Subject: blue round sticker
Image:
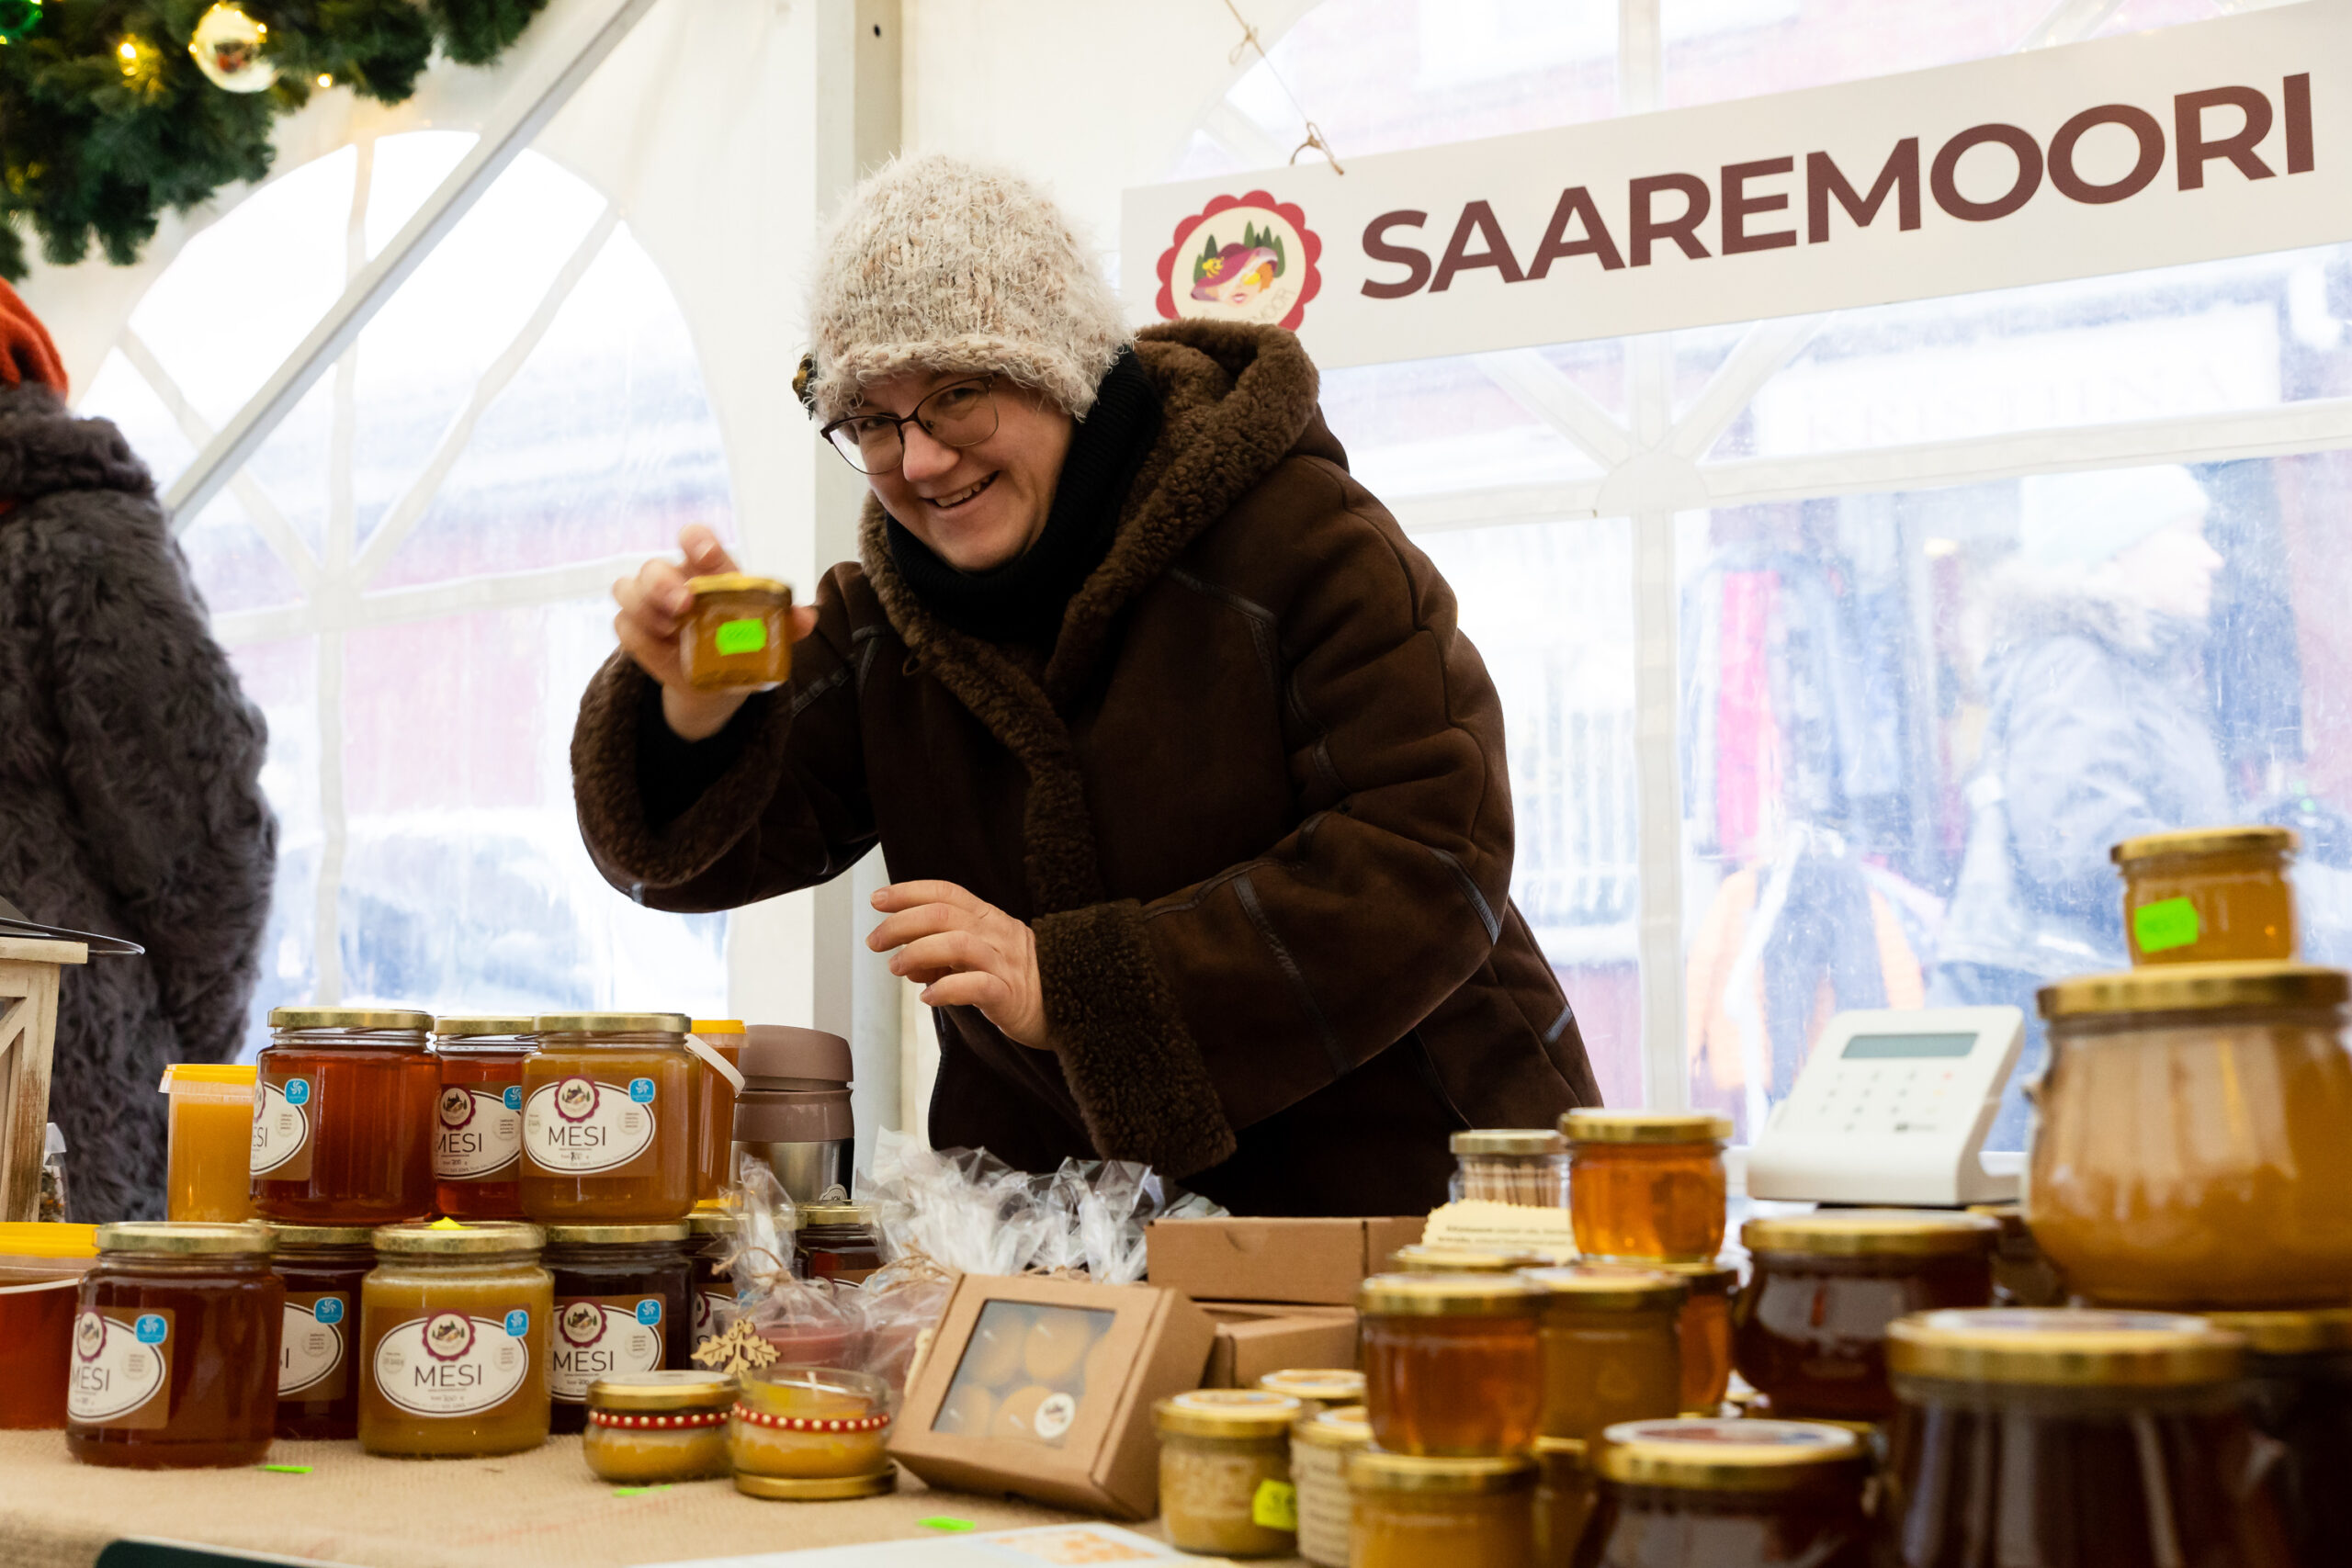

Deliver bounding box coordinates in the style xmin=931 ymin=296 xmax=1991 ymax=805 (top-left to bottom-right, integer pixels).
xmin=312 ymin=1297 xmax=345 ymax=1325
xmin=503 ymin=1310 xmax=530 ymax=1337
xmin=628 ymin=1077 xmax=656 ymax=1104
xmin=284 ymin=1077 xmax=311 ymax=1106
xmin=635 ymin=1299 xmax=662 ymax=1326
xmin=134 ymin=1314 xmax=167 ymax=1345
xmin=502 ymin=1086 xmax=522 ymax=1111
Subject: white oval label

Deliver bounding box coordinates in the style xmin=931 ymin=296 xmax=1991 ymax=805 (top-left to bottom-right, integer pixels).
xmin=372 ymin=1312 xmax=532 ymax=1417
xmin=435 ymin=1085 xmax=522 ymax=1179
xmin=523 ymin=1076 xmax=657 ymax=1175
xmin=69 ymin=1311 xmax=168 ymax=1424
xmin=279 ymin=1298 xmax=346 ymax=1396
xmin=549 ymin=1297 xmax=664 ymax=1402
xmin=1034 ymin=1391 xmax=1079 ymax=1442
xmin=250 ymin=1078 xmax=313 ymax=1177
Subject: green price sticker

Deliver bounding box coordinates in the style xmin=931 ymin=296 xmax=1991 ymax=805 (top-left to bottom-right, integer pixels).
xmin=919 ymin=1517 xmax=976 ymax=1533
xmin=2133 ymin=896 xmax=2201 ymax=954
xmin=714 ymin=617 xmax=769 ymax=657
xmin=1251 ymin=1478 xmax=1298 ymax=1531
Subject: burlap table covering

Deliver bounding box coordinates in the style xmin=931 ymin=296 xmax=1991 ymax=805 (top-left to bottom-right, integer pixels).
xmin=0 ymin=1430 xmax=1302 ymax=1567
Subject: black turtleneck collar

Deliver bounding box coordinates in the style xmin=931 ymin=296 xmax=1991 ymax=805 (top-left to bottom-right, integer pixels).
xmin=884 ymin=346 xmax=1162 ymax=650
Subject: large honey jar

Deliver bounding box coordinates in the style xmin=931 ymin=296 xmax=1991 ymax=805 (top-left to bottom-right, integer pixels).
xmin=1579 ymin=1417 xmax=1872 ymax=1567
xmin=2205 ymin=1306 xmax=2352 ymax=1568
xmin=253 ymin=1008 xmax=439 ymax=1225
xmin=266 ymin=1223 xmax=373 ymax=1440
xmin=2113 ymin=826 xmax=2298 ymax=964
xmin=1347 ymin=1450 xmax=1536 ymax=1568
xmin=1357 ymin=1273 xmax=1544 ymax=1457
xmin=544 ymin=1224 xmax=694 ymax=1435
xmin=1733 ymin=1210 xmax=1997 ymax=1421
xmin=521 ymin=1013 xmax=696 ymax=1224
xmin=1521 ymin=1266 xmax=1686 ymax=1441
xmin=358 ymin=1222 xmax=551 ymax=1458
xmin=1882 ymin=1309 xmax=2292 ymax=1568
xmin=1563 ymin=1111 xmax=1730 ymax=1262
xmin=68 ymin=1223 xmax=284 ymax=1469
xmin=431 ymin=1015 xmax=536 ymax=1221
xmin=2028 ymin=964 xmax=2352 ymax=1309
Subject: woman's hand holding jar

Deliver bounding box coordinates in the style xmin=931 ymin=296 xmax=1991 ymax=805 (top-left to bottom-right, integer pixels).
xmin=613 ymin=524 xmax=820 ymax=740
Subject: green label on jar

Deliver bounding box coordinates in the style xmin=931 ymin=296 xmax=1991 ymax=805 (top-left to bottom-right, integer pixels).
xmin=2133 ymin=896 xmax=2200 ymax=953
xmin=714 ymin=617 xmax=768 ymax=656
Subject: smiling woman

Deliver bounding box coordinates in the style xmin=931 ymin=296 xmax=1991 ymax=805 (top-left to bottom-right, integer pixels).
xmin=576 ymin=153 xmax=1602 ymax=1215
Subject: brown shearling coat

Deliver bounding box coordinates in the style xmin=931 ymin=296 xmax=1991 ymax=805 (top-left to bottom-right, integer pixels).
xmin=571 ymin=321 xmax=1599 ymax=1215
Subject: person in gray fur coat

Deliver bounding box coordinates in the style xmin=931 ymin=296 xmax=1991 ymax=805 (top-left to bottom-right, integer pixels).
xmin=0 ymin=279 xmax=276 ymax=1221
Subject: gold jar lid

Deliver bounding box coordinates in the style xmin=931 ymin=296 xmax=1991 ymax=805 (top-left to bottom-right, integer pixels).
xmin=1562 ymin=1110 xmax=1733 ymax=1145
xmin=688 ymin=1209 xmax=739 ymax=1236
xmin=2111 ymin=826 xmax=2297 ymax=864
xmin=268 ymin=1007 xmax=432 ymax=1032
xmin=1259 ymin=1369 xmax=1365 ymax=1404
xmin=1291 ymin=1404 xmax=1374 ymax=1450
xmin=1593 ymin=1418 xmax=1865 ymax=1491
xmin=2201 ymin=1307 xmax=2352 ymax=1356
xmin=535 ymin=1011 xmax=692 ymax=1035
xmin=685 ymin=572 xmax=790 ymax=598
xmin=1154 ymin=1389 xmax=1304 ymax=1439
xmin=2038 ymin=962 xmax=2347 ymax=1020
xmin=1390 ymin=1244 xmax=1555 ymax=1273
xmin=1886 ymin=1308 xmax=2244 ymax=1386
xmin=1743 ymin=1209 xmax=1999 ymax=1258
xmin=1357 ymin=1272 xmax=1545 ymax=1317
xmin=734 ymin=1469 xmax=894 ymax=1501
xmin=796 ymin=1201 xmax=876 ymax=1227
xmin=1523 ymin=1265 xmax=1689 ymax=1313
xmin=544 ymin=1224 xmax=692 ymax=1247
xmin=589 ymin=1370 xmax=739 ymax=1412
xmin=1349 ymin=1450 xmax=1536 ymax=1495
xmin=96 ymin=1222 xmax=272 ymax=1257
xmin=432 ymin=1015 xmax=537 ymax=1037
xmin=263 ymin=1223 xmax=376 ymax=1248
xmin=373 ymin=1221 xmax=547 ymax=1257
xmin=1451 ymin=1128 xmax=1566 ymax=1156
xmin=1579 ymin=1258 xmax=1739 ymax=1294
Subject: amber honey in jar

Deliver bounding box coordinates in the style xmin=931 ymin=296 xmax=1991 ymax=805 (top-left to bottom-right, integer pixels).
xmin=544 ymin=1224 xmax=694 ymax=1435
xmin=358 ymin=1222 xmax=551 ymax=1458
xmin=1348 ymin=1449 xmax=1536 ymax=1568
xmin=1883 ymin=1309 xmax=2292 ymax=1568
xmin=686 ymin=1019 xmax=746 ymax=1204
xmin=1451 ymin=1128 xmax=1570 ymax=1206
xmin=68 ymin=1223 xmax=284 ymax=1469
xmin=1564 ymin=1111 xmax=1730 ymax=1262
xmin=1573 ymin=1258 xmax=1738 ymax=1414
xmin=1291 ymin=1403 xmax=1372 ymax=1568
xmin=794 ymin=1201 xmax=886 ymax=1284
xmin=2113 ymin=826 xmax=2298 ymax=964
xmin=522 ymin=1013 xmax=695 ymax=1224
xmin=266 ymin=1224 xmax=373 ymax=1440
xmin=1357 ymin=1273 xmax=1544 ymax=1457
xmin=1580 ymin=1417 xmax=1872 ymax=1568
xmin=162 ymin=1064 xmax=257 ymax=1223
xmin=1154 ymin=1389 xmax=1304 ymax=1558
xmin=1732 ymin=1209 xmax=1996 ymax=1423
xmin=253 ymin=1008 xmax=439 ymax=1225
xmin=432 ymin=1015 xmax=536 ymax=1221
xmin=678 ymin=573 xmax=793 ymax=691
xmin=2204 ymin=1306 xmax=2352 ymax=1568
xmin=1522 ymin=1266 xmax=1686 ymax=1442
xmin=2029 ymin=964 xmax=2352 ymax=1310
xmin=583 ymin=1370 xmax=737 ymax=1484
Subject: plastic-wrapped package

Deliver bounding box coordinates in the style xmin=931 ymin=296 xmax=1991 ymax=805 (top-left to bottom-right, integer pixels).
xmin=714 ymin=1158 xmax=866 ymax=1371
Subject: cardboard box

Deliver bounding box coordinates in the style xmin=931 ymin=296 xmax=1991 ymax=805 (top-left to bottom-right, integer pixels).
xmin=1199 ymin=1302 xmax=1360 ymax=1388
xmin=888 ymin=1274 xmax=1216 ymax=1520
xmin=1146 ymin=1215 xmax=1430 ymax=1305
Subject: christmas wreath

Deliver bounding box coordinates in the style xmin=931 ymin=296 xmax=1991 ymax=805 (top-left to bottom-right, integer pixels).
xmin=0 ymin=0 xmax=550 ymax=280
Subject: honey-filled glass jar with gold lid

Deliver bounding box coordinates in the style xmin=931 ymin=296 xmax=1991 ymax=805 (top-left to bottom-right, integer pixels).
xmin=431 ymin=1016 xmax=536 ymax=1221
xmin=1521 ymin=1267 xmax=1685 ymax=1441
xmin=2029 ymin=964 xmax=2352 ymax=1309
xmin=253 ymin=1008 xmax=439 ymax=1225
xmin=1564 ymin=1111 xmax=1731 ymax=1262
xmin=357 ymin=1222 xmax=550 ymax=1458
xmin=2113 ymin=826 xmax=2298 ymax=965
xmin=1358 ymin=1273 xmax=1544 ymax=1456
xmin=1153 ymin=1389 xmax=1303 ymax=1559
xmin=1579 ymin=1417 xmax=1872 ymax=1568
xmin=1582 ymin=1258 xmax=1739 ymax=1415
xmin=522 ymin=1014 xmax=695 ymax=1224
xmin=679 ymin=574 xmax=793 ymax=691
xmin=1348 ymin=1450 xmax=1536 ymax=1568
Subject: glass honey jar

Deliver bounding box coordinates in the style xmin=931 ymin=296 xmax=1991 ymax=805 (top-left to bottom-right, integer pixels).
xmin=266 ymin=1223 xmax=374 ymax=1440
xmin=1348 ymin=1450 xmax=1537 ymax=1568
xmin=582 ymin=1370 xmax=738 ymax=1484
xmin=1154 ymin=1389 xmax=1304 ymax=1559
xmin=793 ymin=1201 xmax=885 ymax=1284
xmin=68 ymin=1223 xmax=284 ymax=1469
xmin=679 ymin=573 xmax=793 ymax=691
xmin=522 ymin=1013 xmax=696 ymax=1224
xmin=1290 ymin=1403 xmax=1372 ymax=1568
xmin=1578 ymin=1258 xmax=1736 ymax=1415
xmin=1733 ymin=1209 xmax=1996 ymax=1422
xmin=1451 ymin=1128 xmax=1570 ymax=1206
xmin=688 ymin=1207 xmax=738 ymax=1346
xmin=2113 ymin=826 xmax=2298 ymax=965
xmin=253 ymin=1008 xmax=439 ymax=1225
xmin=358 ymin=1222 xmax=551 ymax=1458
xmin=431 ymin=1015 xmax=536 ymax=1221
xmin=2204 ymin=1306 xmax=2352 ymax=1568
xmin=160 ymin=1064 xmax=256 ymax=1224
xmin=1579 ymin=1417 xmax=1872 ymax=1568
xmin=544 ymin=1224 xmax=695 ymax=1434
xmin=2029 ymin=964 xmax=2352 ymax=1309
xmin=1563 ymin=1111 xmax=1731 ymax=1262
xmin=686 ymin=1019 xmax=746 ymax=1204
xmin=1357 ymin=1273 xmax=1545 ymax=1457
xmin=1882 ymin=1309 xmax=2293 ymax=1568
xmin=1521 ymin=1266 xmax=1686 ymax=1442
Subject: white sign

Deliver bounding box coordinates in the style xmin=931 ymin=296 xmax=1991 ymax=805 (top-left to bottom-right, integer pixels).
xmin=1122 ymin=5 xmax=2351 ymax=368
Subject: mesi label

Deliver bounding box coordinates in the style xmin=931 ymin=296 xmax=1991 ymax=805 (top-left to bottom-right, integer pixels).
xmin=280 ymin=1292 xmax=349 ymax=1400
xmin=435 ymin=1084 xmax=523 ymax=1180
xmin=70 ymin=1307 xmax=172 ymax=1427
xmin=550 ymin=1294 xmax=665 ymax=1403
xmin=715 ymin=617 xmax=769 ymax=656
xmin=251 ymin=1073 xmax=316 ymax=1179
xmin=524 ymin=1076 xmax=658 ymax=1175
xmin=373 ymin=1310 xmax=534 ymax=1417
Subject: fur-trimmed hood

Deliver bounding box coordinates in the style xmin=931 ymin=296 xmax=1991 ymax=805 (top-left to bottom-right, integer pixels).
xmin=0 ymin=382 xmax=154 ymax=510
xmin=1984 ymin=560 xmax=2188 ymax=661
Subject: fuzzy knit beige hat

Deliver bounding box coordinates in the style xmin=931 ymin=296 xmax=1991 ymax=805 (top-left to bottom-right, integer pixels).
xmin=801 ymin=153 xmax=1132 ymax=424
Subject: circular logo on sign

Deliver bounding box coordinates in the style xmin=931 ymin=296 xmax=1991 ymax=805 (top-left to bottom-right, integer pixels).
xmin=74 ymin=1312 xmax=105 ymax=1360
xmin=560 ymin=1301 xmax=607 ymax=1346
xmin=437 ymin=1086 xmax=474 ymax=1128
xmin=422 ymin=1311 xmax=476 ymax=1362
xmin=1155 ymin=191 xmax=1322 ymax=332
xmin=1033 ymin=1391 xmax=1080 ymax=1442
xmin=554 ymin=1076 xmax=598 ymax=1122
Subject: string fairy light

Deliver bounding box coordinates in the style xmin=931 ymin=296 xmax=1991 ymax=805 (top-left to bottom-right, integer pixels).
xmin=1216 ymin=0 xmax=1343 ymax=173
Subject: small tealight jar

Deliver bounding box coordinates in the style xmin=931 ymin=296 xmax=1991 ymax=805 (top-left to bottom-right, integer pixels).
xmin=582 ymin=1370 xmax=737 ymax=1484
xmin=678 ymin=573 xmax=793 ymax=691
xmin=1154 ymin=1389 xmax=1305 ymax=1559
xmin=1348 ymin=1449 xmax=1537 ymax=1568
xmin=1521 ymin=1266 xmax=1686 ymax=1442
xmin=1258 ymin=1367 xmax=1366 ymax=1419
xmin=1563 ymin=1111 xmax=1730 ymax=1263
xmin=1450 ymin=1129 xmax=1570 ymax=1207
xmin=1290 ymin=1404 xmax=1372 ymax=1568
xmin=1357 ymin=1273 xmax=1545 ymax=1457
xmin=729 ymin=1364 xmax=896 ymax=1500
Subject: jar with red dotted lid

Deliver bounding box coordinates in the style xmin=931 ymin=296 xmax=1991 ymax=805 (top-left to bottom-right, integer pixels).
xmin=581 ymin=1370 xmax=737 ymax=1483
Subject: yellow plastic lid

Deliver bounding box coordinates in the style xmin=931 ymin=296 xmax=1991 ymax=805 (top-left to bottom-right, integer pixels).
xmin=0 ymin=1223 xmax=98 ymax=1259
xmin=160 ymin=1063 xmax=257 ymax=1089
xmin=693 ymin=1020 xmax=748 ymax=1033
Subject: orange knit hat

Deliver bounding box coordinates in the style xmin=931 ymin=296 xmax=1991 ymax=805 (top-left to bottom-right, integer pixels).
xmin=0 ymin=278 xmax=67 ymax=397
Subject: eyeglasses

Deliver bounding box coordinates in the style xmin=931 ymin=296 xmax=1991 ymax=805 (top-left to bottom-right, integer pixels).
xmin=819 ymin=377 xmax=999 ymax=475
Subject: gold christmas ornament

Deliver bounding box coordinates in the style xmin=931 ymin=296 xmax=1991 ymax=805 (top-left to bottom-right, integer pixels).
xmin=188 ymin=2 xmax=277 ymax=93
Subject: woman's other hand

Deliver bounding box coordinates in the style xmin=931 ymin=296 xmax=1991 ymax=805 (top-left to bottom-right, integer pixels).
xmin=869 ymin=880 xmax=1052 ymax=1051
xmin=613 ymin=524 xmax=818 ymax=740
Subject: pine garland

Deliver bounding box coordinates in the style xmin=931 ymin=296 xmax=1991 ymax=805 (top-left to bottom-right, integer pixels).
xmin=0 ymin=0 xmax=549 ymax=281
